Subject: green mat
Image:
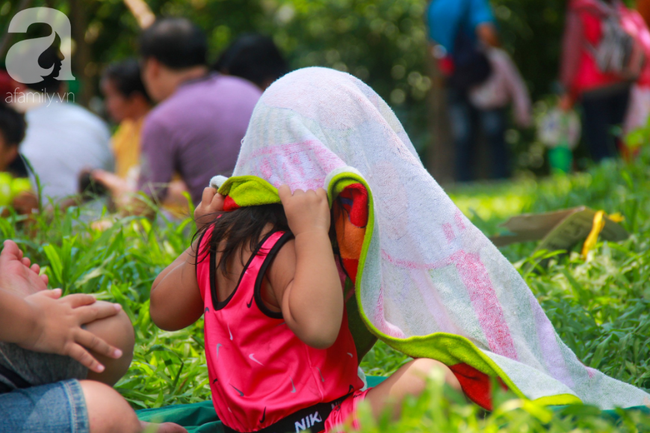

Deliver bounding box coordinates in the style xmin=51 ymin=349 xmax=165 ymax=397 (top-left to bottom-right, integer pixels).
xmin=136 ymin=376 xmax=649 ymax=432
xmin=137 ymin=400 xmax=223 ymax=433
xmin=136 ymin=377 xmax=387 ymax=433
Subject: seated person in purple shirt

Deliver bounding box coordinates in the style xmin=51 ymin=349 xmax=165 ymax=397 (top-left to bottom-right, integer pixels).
xmin=118 ymin=18 xmax=262 ymax=213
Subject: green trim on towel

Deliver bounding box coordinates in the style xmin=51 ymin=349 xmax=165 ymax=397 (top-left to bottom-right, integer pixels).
xmin=535 ymin=394 xmax=584 ymax=407
xmin=218 ymin=176 xmax=280 ymax=208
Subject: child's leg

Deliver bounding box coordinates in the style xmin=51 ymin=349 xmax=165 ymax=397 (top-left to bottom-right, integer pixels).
xmin=364 ymin=358 xmax=462 ymax=419
xmin=80 ymin=380 xmax=187 ymax=433
xmin=83 ymin=302 xmax=135 ymax=386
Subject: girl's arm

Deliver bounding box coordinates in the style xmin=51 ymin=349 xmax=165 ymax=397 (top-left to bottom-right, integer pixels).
xmin=268 ymin=186 xmax=344 ymax=349
xmin=150 ymin=244 xmax=204 ymax=331
xmin=150 ymin=187 xmax=223 ymax=330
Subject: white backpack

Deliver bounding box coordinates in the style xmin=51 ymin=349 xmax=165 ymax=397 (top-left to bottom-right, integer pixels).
xmin=589 ymin=2 xmax=646 ymax=79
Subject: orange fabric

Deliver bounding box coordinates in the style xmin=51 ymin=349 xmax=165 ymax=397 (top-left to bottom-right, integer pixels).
xmin=638 ymin=0 xmax=650 ymax=28
xmin=333 ymin=184 xmax=369 ymax=284
xmin=112 ymin=118 xmax=144 ymax=181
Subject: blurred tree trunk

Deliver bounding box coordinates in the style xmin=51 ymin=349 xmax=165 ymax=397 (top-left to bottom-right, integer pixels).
xmin=0 ymin=0 xmax=34 ymax=59
xmin=426 ymin=50 xmax=454 ymax=184
xmin=69 ymin=0 xmax=92 ymax=107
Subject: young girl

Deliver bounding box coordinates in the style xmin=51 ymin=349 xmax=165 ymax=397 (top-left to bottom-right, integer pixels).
xmin=150 ymin=185 xmax=461 ymax=432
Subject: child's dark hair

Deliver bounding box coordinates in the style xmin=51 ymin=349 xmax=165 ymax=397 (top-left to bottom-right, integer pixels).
xmin=0 ymin=103 xmax=26 ymax=147
xmin=196 ymin=204 xmax=291 ymax=277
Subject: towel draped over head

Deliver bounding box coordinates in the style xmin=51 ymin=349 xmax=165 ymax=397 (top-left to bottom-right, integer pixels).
xmin=221 ymin=67 xmax=649 ymax=409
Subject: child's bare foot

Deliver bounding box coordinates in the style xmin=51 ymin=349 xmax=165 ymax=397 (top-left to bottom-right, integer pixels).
xmin=140 ymin=421 xmax=188 ymax=433
xmin=0 ymin=240 xmax=48 ymax=296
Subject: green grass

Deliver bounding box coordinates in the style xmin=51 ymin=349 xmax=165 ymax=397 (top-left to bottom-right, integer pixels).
xmin=2 ymin=151 xmax=650 ymax=430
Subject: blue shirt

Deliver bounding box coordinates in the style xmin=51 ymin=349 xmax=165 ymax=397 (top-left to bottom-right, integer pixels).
xmin=426 ymin=0 xmax=496 ymax=54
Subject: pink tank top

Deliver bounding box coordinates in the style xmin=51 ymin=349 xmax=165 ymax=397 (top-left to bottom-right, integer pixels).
xmin=196 ymin=228 xmax=363 ymax=432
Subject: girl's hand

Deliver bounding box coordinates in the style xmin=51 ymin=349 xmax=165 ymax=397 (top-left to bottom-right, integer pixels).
xmin=194 ymin=187 xmax=225 ymax=230
xmin=20 ymin=289 xmax=123 ymax=373
xmin=278 ymin=185 xmax=330 ymax=236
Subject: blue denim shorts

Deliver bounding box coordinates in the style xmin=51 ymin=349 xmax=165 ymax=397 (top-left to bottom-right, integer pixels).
xmin=0 ymin=379 xmax=88 ymax=433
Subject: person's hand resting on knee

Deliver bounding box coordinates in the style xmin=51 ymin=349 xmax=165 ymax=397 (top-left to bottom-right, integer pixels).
xmin=19 ymin=290 xmax=124 ymax=374
xmin=0 ymin=240 xmax=124 ymax=373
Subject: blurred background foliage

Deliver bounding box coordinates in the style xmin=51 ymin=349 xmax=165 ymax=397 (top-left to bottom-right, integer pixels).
xmin=2 ymin=0 xmax=571 ymax=172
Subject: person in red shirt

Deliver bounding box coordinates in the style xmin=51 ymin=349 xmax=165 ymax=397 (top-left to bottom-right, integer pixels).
xmin=559 ymin=0 xmax=634 ymax=162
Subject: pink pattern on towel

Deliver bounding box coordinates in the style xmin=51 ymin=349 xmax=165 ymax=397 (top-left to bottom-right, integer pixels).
xmin=238 ymin=140 xmax=345 ymax=190
xmin=380 ymin=250 xmax=447 ymax=270
xmin=378 ymin=247 xmax=517 ymax=359
xmin=443 ymin=223 xmax=456 ymax=244
xmin=528 ymin=292 xmax=574 ymax=388
xmin=448 ymin=251 xmax=518 ymax=360
xmin=374 ymin=290 xmax=406 ymax=338
xmin=411 ymin=269 xmax=462 ymax=335
xmin=455 ymin=210 xmax=467 ymax=231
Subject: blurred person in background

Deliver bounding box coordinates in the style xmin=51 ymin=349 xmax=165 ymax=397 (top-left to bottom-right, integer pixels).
xmin=18 ymin=46 xmax=113 ymax=204
xmin=619 ymin=0 xmax=650 ymax=156
xmin=427 ymin=0 xmax=507 ymax=182
xmin=0 ymin=69 xmax=13 ymax=103
xmin=0 ymin=103 xmax=25 ymax=174
xmin=134 ymin=18 xmax=261 ymax=209
xmin=468 ymin=48 xmax=532 ymax=130
xmin=559 ymin=0 xmax=639 ymax=162
xmin=213 ymin=34 xmax=288 ymax=91
xmin=92 ymin=59 xmax=190 ymax=216
xmin=0 ymin=103 xmax=35 ymax=213
xmin=1 ymin=68 xmax=31 ymax=179
xmin=101 ymin=59 xmax=152 ymax=184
